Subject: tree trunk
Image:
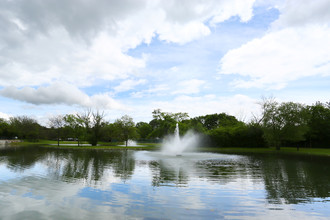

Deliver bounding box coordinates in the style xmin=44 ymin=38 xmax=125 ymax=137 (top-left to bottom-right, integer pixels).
xmin=57 ymin=129 xmax=60 ymax=146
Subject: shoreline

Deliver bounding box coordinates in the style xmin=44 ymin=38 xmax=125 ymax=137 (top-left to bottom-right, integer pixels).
xmin=6 ymin=140 xmax=330 ymax=157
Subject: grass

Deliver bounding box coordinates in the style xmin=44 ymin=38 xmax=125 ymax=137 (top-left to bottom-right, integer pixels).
xmin=9 ymin=140 xmax=330 ymax=157
xmin=199 ymin=147 xmax=330 ymax=157
xmin=10 ymin=139 xmax=160 ymax=151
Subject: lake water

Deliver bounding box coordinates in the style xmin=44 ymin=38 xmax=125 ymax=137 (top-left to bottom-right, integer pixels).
xmin=0 ymin=146 xmax=330 ymax=219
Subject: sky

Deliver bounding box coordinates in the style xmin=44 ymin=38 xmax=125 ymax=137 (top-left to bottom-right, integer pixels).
xmin=0 ymin=0 xmax=329 ymax=125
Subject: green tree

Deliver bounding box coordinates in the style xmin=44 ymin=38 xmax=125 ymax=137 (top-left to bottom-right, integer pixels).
xmin=48 ymin=115 xmax=64 ymax=146
xmin=64 ymin=114 xmax=85 ymax=146
xmin=260 ymin=98 xmax=308 ymax=150
xmin=114 ymin=115 xmax=138 ymax=147
xmin=0 ymin=118 xmax=10 ymax=139
xmin=9 ymin=116 xmax=40 ymax=141
xmin=89 ymin=110 xmax=105 ymax=146
xmin=306 ymin=102 xmax=330 ymax=148
xmin=194 ymin=113 xmax=240 ymax=130
xmin=76 ymin=109 xmax=105 ymax=146
xmin=149 ymin=109 xmax=189 ymax=138
xmin=136 ymin=122 xmax=152 ymax=139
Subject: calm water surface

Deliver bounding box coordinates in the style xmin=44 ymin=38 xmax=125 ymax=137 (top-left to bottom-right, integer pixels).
xmin=0 ymin=146 xmax=330 ymax=219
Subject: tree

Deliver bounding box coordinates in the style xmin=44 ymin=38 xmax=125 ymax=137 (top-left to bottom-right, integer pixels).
xmin=49 ymin=115 xmax=64 ymax=146
xmin=76 ymin=109 xmax=105 ymax=146
xmin=64 ymin=114 xmax=85 ymax=146
xmin=9 ymin=116 xmax=40 ymax=141
xmin=136 ymin=122 xmax=152 ymax=139
xmin=149 ymin=109 xmax=189 ymax=138
xmin=306 ymin=102 xmax=330 ymax=148
xmin=90 ymin=110 xmax=105 ymax=146
xmin=260 ymin=98 xmax=308 ymax=150
xmin=278 ymin=102 xmax=309 ymax=150
xmin=0 ymin=118 xmax=10 ymax=139
xmin=193 ymin=113 xmax=240 ymax=130
xmin=114 ymin=115 xmax=137 ymax=147
xmin=152 ymin=109 xmax=189 ymax=122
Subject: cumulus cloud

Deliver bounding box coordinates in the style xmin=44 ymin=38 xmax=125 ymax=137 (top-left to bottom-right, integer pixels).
xmin=130 ymin=84 xmax=170 ymax=98
xmin=0 ymin=0 xmax=257 ymax=88
xmin=0 ymin=83 xmax=125 ymax=110
xmin=272 ymin=0 xmax=330 ymax=28
xmin=150 ymin=94 xmax=258 ymax=120
xmin=114 ymin=79 xmax=147 ymax=93
xmin=172 ymin=79 xmax=206 ymax=95
xmin=0 ymin=112 xmax=10 ymax=120
xmin=219 ymin=25 xmax=330 ymax=89
xmin=219 ymin=0 xmax=330 ymax=89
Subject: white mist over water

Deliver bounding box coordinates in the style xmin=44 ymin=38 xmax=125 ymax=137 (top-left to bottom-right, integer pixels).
xmin=126 ymin=140 xmax=138 ymax=146
xmin=161 ymin=123 xmax=200 ymax=156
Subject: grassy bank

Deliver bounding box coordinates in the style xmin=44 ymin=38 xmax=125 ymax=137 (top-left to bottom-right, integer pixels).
xmin=10 ymin=139 xmax=160 ymax=151
xmin=199 ymin=147 xmax=330 ymax=157
xmin=9 ymin=140 xmax=330 ymax=157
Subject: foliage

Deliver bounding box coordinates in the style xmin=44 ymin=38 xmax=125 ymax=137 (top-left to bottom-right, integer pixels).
xmin=148 ymin=109 xmax=188 ymax=138
xmin=193 ymin=113 xmax=240 ymax=130
xmin=76 ymin=110 xmax=105 ymax=146
xmin=136 ymin=122 xmax=152 ymax=139
xmin=113 ymin=115 xmax=138 ymax=146
xmin=64 ymin=114 xmax=85 ymax=146
xmin=49 ymin=115 xmax=64 ymax=146
xmin=207 ymin=124 xmax=265 ymax=148
xmin=0 ymin=118 xmax=11 ymax=139
xmin=306 ymin=102 xmax=330 ymax=147
xmin=3 ymin=100 xmax=330 ymax=150
xmin=260 ymin=98 xmax=309 ymax=150
xmin=9 ymin=116 xmax=40 ymax=141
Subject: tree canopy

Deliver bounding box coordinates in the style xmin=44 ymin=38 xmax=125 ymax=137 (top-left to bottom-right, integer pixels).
xmin=1 ymin=100 xmax=330 ymax=150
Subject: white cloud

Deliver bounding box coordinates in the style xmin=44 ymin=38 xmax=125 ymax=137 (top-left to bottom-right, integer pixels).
xmin=130 ymin=84 xmax=170 ymax=98
xmin=172 ymin=79 xmax=206 ymax=95
xmin=219 ymin=25 xmax=330 ymax=89
xmin=272 ymin=0 xmax=330 ymax=28
xmin=0 ymin=83 xmax=125 ymax=110
xmin=150 ymin=94 xmax=258 ymax=120
xmin=114 ymin=79 xmax=147 ymax=93
xmin=0 ymin=0 xmax=257 ymax=89
xmin=157 ymin=21 xmax=211 ymax=44
xmin=219 ymin=0 xmax=330 ymax=89
xmin=0 ymin=112 xmax=11 ymax=120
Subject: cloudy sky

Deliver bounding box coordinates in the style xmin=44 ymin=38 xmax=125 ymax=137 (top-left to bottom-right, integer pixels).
xmin=0 ymin=0 xmax=329 ymax=124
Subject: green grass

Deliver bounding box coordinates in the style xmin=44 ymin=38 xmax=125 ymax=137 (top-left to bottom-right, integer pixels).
xmin=199 ymin=147 xmax=330 ymax=157
xmin=10 ymin=140 xmax=330 ymax=157
xmin=11 ymin=139 xmax=160 ymax=151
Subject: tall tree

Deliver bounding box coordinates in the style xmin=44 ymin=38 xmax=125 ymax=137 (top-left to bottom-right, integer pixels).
xmin=9 ymin=116 xmax=40 ymax=141
xmin=114 ymin=115 xmax=137 ymax=147
xmin=90 ymin=110 xmax=105 ymax=146
xmin=306 ymin=102 xmax=330 ymax=148
xmin=64 ymin=114 xmax=85 ymax=146
xmin=0 ymin=118 xmax=10 ymax=139
xmin=76 ymin=109 xmax=105 ymax=146
xmin=260 ymin=98 xmax=308 ymax=150
xmin=49 ymin=115 xmax=64 ymax=146
xmin=149 ymin=109 xmax=189 ymax=138
xmin=193 ymin=113 xmax=240 ymax=130
xmin=136 ymin=122 xmax=152 ymax=139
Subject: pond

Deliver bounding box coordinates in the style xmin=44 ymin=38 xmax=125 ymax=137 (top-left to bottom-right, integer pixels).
xmin=0 ymin=146 xmax=330 ymax=219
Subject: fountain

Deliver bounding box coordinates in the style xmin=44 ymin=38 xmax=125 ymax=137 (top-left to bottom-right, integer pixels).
xmin=161 ymin=123 xmax=200 ymax=156
xmin=126 ymin=139 xmax=138 ymax=146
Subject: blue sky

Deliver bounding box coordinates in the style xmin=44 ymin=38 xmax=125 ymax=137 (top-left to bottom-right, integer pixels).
xmin=0 ymin=0 xmax=329 ymax=124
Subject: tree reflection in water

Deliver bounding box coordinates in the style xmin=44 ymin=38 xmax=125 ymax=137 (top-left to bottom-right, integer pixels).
xmin=1 ymin=146 xmax=330 ymax=205
xmin=1 ymin=146 xmax=135 ymax=185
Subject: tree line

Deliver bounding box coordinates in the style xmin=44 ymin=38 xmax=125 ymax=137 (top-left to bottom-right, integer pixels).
xmin=1 ymin=99 xmax=330 ymax=149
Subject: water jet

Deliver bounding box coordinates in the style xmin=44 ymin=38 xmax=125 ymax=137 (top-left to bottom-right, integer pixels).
xmin=161 ymin=123 xmax=200 ymax=156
